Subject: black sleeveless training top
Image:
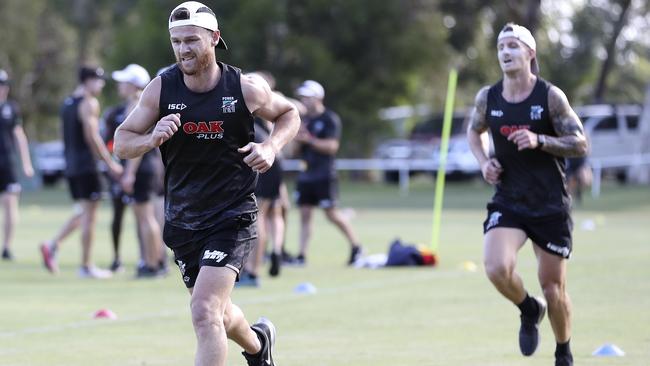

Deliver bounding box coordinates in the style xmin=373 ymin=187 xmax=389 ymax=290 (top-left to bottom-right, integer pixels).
xmin=485 ymin=77 xmax=570 ymax=216
xmin=0 ymin=100 xmax=20 ymax=171
xmin=102 ymin=103 xmax=156 ymax=175
xmin=158 ymin=63 xmax=257 ymax=230
xmin=61 ymin=96 xmax=98 ymax=176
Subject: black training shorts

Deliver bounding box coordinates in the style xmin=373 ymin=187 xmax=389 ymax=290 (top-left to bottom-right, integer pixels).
xmin=483 ymin=203 xmax=573 ymax=259
xmin=255 ymin=163 xmax=282 ymax=200
xmin=67 ymin=173 xmax=102 ymax=201
xmin=295 ymin=178 xmax=338 ymax=208
xmin=0 ymin=167 xmax=19 ymax=193
xmin=164 ymin=212 xmax=258 ymax=288
xmin=105 ymin=172 xmax=156 ymax=204
xmin=132 ymin=172 xmax=156 ymax=203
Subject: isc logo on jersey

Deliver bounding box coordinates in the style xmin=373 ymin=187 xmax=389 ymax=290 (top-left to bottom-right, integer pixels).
xmin=183 ymin=121 xmax=225 ymax=140
xmin=168 ymin=103 xmax=187 ymax=110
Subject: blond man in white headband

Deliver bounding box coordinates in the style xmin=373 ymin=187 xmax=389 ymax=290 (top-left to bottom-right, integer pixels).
xmin=467 ymin=23 xmax=588 ymax=366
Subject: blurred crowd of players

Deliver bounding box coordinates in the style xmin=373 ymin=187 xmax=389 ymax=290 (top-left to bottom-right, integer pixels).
xmin=0 ymin=65 xmax=363 ymax=284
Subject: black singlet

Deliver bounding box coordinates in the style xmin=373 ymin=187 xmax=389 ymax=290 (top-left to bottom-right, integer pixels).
xmin=485 ymin=77 xmax=570 ymax=216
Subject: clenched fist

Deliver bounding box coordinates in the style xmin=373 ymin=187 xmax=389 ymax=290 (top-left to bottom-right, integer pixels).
xmin=481 ymin=158 xmax=503 ymax=185
xmin=238 ymin=141 xmax=276 ymax=173
xmin=151 ymin=113 xmax=181 ymax=147
xmin=507 ymin=129 xmax=539 ymax=151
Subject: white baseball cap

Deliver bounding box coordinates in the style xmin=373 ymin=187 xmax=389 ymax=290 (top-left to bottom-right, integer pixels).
xmin=296 ymin=80 xmax=325 ymax=99
xmin=497 ymin=23 xmax=539 ymax=74
xmin=0 ymin=69 xmax=9 ymax=85
xmin=112 ymin=64 xmax=151 ymax=89
xmin=169 ymin=1 xmax=228 ymax=50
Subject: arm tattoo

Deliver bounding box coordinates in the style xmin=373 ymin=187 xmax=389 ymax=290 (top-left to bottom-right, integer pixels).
xmin=544 ymin=86 xmax=588 ymax=158
xmin=468 ymin=87 xmax=490 ymax=133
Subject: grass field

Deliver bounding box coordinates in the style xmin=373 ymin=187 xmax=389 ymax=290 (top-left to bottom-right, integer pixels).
xmin=1 ymin=179 xmax=648 ymax=365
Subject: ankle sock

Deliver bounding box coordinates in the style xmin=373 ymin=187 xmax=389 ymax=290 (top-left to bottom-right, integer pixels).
xmin=555 ymin=339 xmax=571 ymax=356
xmin=516 ymin=293 xmax=539 ymax=318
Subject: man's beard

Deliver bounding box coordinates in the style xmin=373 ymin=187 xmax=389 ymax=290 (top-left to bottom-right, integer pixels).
xmin=176 ymin=51 xmax=213 ymax=76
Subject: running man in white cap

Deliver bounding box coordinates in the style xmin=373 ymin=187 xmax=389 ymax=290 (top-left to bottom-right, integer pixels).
xmin=113 ymin=2 xmax=300 ymax=365
xmin=467 ymin=23 xmax=587 ymax=366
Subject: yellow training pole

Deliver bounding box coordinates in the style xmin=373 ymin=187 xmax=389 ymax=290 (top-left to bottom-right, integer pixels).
xmin=431 ymin=69 xmax=458 ymax=255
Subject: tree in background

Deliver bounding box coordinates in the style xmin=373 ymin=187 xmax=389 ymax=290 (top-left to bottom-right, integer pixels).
xmin=1 ymin=0 xmax=649 ymax=153
xmin=279 ymin=0 xmax=447 ymax=156
xmin=106 ymin=0 xmax=447 ymax=156
xmin=0 ymin=1 xmax=79 ymax=141
xmin=541 ymin=0 xmax=650 ymax=103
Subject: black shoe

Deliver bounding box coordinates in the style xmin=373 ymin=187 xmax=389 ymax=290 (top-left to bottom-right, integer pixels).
xmin=109 ymin=259 xmax=123 ymax=273
xmin=294 ymin=254 xmax=306 ymax=266
xmin=156 ymin=263 xmax=170 ymax=277
xmin=1 ymin=248 xmax=13 ymax=261
xmin=519 ymin=296 xmax=547 ymax=356
xmin=555 ymin=353 xmax=573 ymax=366
xmin=136 ymin=266 xmax=161 ymax=279
xmin=269 ymin=252 xmax=280 ymax=277
xmin=243 ymin=317 xmax=277 ymax=366
xmin=281 ymin=250 xmax=297 ymax=266
xmin=283 ymin=254 xmax=305 ymax=267
xmin=347 ymin=245 xmax=363 ymax=265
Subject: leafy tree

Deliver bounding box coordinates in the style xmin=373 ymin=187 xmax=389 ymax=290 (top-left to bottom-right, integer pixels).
xmin=593 ymin=0 xmax=632 ymax=102
xmin=542 ymin=0 xmax=649 ymax=104
xmin=278 ymin=0 xmax=448 ymax=155
xmin=0 ymin=1 xmax=79 ymax=140
xmin=1 ymin=0 xmax=649 ymax=149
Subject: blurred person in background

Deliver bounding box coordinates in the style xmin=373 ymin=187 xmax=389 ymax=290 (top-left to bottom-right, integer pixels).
xmin=467 ymin=23 xmax=587 ymax=366
xmin=565 ymin=156 xmax=592 ymax=204
xmin=40 ymin=66 xmax=123 ymax=279
xmin=113 ymin=2 xmax=300 ymax=365
xmin=294 ymin=79 xmax=363 ymax=266
xmin=0 ymin=69 xmax=34 ymax=261
xmin=238 ymin=71 xmax=289 ymax=286
xmin=103 ymin=63 xmax=166 ymax=277
xmin=101 ymin=67 xmax=137 ymax=273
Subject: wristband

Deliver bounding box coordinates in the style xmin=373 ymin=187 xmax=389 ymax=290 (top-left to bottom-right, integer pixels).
xmin=537 ymin=134 xmax=546 ymax=149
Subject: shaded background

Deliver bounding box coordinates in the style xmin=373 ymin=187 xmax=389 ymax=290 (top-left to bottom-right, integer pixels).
xmin=0 ymin=0 xmax=648 ymax=156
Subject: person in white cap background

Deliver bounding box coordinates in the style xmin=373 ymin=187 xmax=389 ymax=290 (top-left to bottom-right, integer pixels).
xmin=101 ymin=64 xmax=166 ymax=278
xmin=40 ymin=65 xmax=123 ymax=278
xmin=0 ymin=68 xmax=34 ymax=261
xmin=467 ymin=23 xmax=588 ymax=366
xmin=238 ymin=71 xmax=290 ymax=286
xmin=113 ymin=2 xmax=300 ymax=365
xmin=293 ymin=79 xmax=363 ymax=267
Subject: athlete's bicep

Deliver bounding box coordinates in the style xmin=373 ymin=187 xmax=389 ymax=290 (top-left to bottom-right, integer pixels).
xmin=255 ymin=91 xmax=297 ymax=124
xmin=548 ymin=86 xmax=584 ymax=138
xmin=468 ymin=86 xmax=490 ymax=134
xmin=241 ymin=73 xmax=296 ymax=121
xmin=241 ymin=73 xmax=270 ymax=114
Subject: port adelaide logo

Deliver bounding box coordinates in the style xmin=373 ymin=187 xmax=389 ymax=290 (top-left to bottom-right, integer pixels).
xmin=222 ymin=96 xmax=238 ymax=113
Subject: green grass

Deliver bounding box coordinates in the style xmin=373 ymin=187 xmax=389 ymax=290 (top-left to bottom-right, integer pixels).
xmin=1 ymin=179 xmax=649 ymax=365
